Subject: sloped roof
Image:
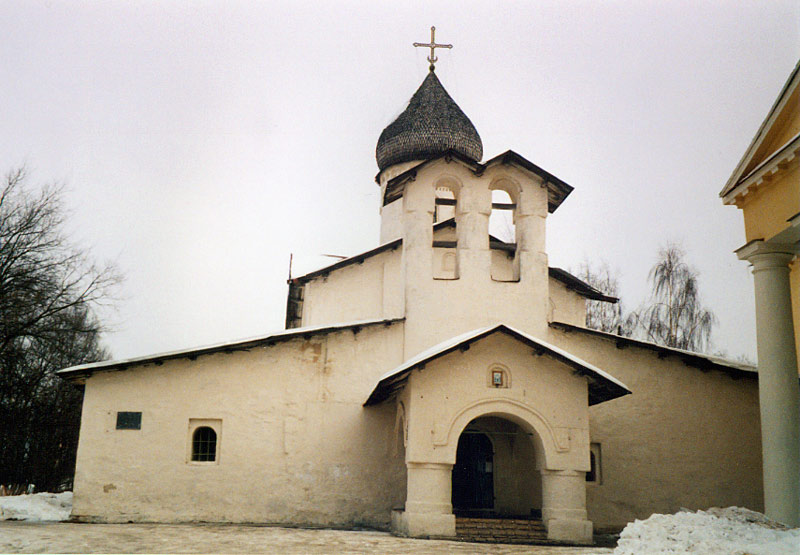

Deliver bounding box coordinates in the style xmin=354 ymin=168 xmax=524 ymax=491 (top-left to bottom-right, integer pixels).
xmin=364 ymin=323 xmax=631 ymax=406
xmin=58 ymin=318 xmax=404 ymax=381
xmin=376 ymin=70 xmax=483 ymax=171
xmin=380 ymin=149 xmax=574 ymax=213
xmin=289 ymin=239 xmax=401 ymax=284
xmin=549 ymin=267 xmax=618 ymax=303
xmin=549 ymin=321 xmax=757 ymax=378
xmin=721 ymin=59 xmax=800 ymax=201
xmin=288 ymin=235 xmax=615 ymax=303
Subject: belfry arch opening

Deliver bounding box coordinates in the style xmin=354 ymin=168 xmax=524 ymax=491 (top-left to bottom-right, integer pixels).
xmin=451 ymin=416 xmax=542 ymax=518
xmin=489 ymin=184 xmax=520 ymax=282
xmin=432 ymin=178 xmax=461 ymax=279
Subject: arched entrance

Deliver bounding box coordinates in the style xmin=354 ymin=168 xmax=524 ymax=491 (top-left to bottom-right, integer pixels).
xmin=452 ymin=432 xmax=494 ymax=512
xmin=451 ymin=416 xmax=542 ymax=517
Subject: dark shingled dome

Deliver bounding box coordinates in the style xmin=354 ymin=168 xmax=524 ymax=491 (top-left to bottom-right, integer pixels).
xmin=376 ymin=70 xmax=483 ymax=171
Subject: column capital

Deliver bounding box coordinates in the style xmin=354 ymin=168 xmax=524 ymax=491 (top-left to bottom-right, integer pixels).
xmin=735 ymin=240 xmax=798 ymax=269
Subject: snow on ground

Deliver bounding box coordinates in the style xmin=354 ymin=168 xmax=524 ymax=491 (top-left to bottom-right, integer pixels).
xmin=614 ymin=506 xmax=800 ymax=554
xmin=0 ymin=492 xmax=72 ymax=521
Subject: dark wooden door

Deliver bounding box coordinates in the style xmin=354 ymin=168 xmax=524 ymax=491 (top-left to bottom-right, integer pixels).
xmin=452 ymin=432 xmax=494 ymax=511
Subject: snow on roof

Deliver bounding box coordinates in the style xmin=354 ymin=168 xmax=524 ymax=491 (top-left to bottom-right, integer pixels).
xmin=549 ymin=321 xmax=758 ymax=376
xmin=58 ymin=318 xmax=404 ymax=379
xmin=364 ymin=323 xmax=631 ymax=406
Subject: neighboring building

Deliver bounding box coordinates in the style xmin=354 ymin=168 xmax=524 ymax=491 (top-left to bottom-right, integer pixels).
xmin=720 ymin=60 xmax=800 ymax=527
xmin=60 ymin=64 xmax=764 ymax=544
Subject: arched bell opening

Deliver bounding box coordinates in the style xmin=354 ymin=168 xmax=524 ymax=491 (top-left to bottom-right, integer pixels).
xmin=451 ymin=416 xmax=542 ymax=518
xmin=488 ymin=179 xmax=520 ymax=282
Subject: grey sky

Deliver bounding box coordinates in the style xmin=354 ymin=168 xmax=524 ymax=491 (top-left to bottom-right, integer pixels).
xmin=2 ymin=1 xmax=798 ymax=360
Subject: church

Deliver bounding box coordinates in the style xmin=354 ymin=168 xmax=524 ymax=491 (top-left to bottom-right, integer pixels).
xmin=60 ymin=38 xmax=763 ymax=544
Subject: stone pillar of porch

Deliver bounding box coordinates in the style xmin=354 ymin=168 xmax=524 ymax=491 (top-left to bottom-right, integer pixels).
xmin=737 ymin=240 xmax=800 ymax=527
xmin=392 ymin=462 xmax=456 ymax=538
xmin=541 ymin=469 xmax=593 ymax=544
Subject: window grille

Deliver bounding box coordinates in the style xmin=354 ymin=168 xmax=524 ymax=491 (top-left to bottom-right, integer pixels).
xmin=191 ymin=426 xmax=217 ymax=462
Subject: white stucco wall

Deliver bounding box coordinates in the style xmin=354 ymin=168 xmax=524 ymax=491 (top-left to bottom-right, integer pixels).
xmin=300 ymin=248 xmax=403 ymax=327
xmin=71 ymin=323 xmax=407 ymax=527
xmin=403 ymin=332 xmax=590 ymax=472
xmin=546 ymin=326 xmax=763 ymax=531
xmin=548 ymin=279 xmax=588 ymax=328
xmin=398 ymin=162 xmax=552 ymax=358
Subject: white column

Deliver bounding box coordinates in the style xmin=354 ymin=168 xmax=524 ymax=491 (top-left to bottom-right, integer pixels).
xmin=393 ymin=462 xmax=456 ymax=537
xmin=737 ymin=240 xmax=800 ymax=527
xmin=541 ymin=469 xmax=593 ymax=544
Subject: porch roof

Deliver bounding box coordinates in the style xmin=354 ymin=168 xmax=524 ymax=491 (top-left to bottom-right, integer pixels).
xmin=363 ymin=323 xmax=631 ymax=407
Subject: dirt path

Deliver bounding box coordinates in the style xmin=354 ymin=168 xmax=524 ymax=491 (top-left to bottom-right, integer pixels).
xmin=0 ymin=521 xmax=613 ymax=554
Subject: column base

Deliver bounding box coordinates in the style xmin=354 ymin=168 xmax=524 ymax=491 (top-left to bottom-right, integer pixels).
xmin=545 ymin=517 xmax=593 ymax=544
xmin=391 ymin=509 xmax=456 ymax=538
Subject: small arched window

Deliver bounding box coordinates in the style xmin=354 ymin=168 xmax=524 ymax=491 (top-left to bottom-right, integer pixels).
xmin=192 ymin=426 xmax=217 ymax=462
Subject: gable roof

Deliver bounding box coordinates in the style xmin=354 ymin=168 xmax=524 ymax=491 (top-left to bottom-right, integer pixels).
xmin=289 ymin=239 xmax=401 ymax=284
xmin=59 ymin=318 xmax=404 ymax=382
xmin=288 ymin=235 xmax=616 ymax=303
xmin=380 ymin=149 xmax=574 ymax=213
xmin=549 ymin=321 xmax=757 ymax=378
xmin=364 ymin=323 xmax=631 ymax=407
xmin=721 ymin=59 xmax=800 ymax=202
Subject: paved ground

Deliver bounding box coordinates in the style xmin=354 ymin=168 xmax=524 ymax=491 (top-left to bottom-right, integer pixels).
xmin=0 ymin=521 xmax=614 ymax=554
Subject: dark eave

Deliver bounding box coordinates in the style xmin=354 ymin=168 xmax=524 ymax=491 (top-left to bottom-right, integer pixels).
xmin=548 ymin=267 xmax=618 ymax=303
xmin=287 ymin=231 xmax=613 ymax=305
xmin=59 ymin=318 xmax=404 ymax=382
xmin=364 ymin=324 xmax=631 ymax=407
xmin=549 ymin=321 xmax=758 ymax=379
xmin=290 ymin=239 xmax=402 ymax=284
xmin=381 ymin=149 xmax=574 ymax=213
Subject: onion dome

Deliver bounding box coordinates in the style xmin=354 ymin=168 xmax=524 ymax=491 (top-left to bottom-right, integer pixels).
xmin=376 ymin=70 xmax=483 ymax=171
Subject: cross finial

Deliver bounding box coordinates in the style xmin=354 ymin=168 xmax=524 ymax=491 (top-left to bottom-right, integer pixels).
xmin=413 ymin=26 xmax=452 ymax=71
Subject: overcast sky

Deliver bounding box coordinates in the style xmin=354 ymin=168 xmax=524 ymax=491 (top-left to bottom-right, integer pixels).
xmin=2 ymin=1 xmax=798 ymax=361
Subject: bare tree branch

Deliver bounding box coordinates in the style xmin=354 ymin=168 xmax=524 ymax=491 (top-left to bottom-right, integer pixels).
xmin=0 ymin=167 xmax=119 ymax=491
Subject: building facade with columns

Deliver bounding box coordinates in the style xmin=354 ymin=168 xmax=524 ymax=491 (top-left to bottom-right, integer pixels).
xmin=721 ymin=59 xmax=800 ymax=527
xmin=60 ymin=65 xmax=766 ymax=543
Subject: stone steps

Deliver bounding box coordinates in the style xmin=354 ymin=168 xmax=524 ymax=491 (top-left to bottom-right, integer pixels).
xmin=455 ymin=516 xmax=550 ymax=544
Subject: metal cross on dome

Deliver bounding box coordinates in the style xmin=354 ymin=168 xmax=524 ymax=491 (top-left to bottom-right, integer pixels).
xmin=413 ymin=26 xmax=452 ymax=71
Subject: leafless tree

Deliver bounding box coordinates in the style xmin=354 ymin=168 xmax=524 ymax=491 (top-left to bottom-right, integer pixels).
xmin=0 ymin=167 xmax=118 ymax=491
xmin=630 ymin=244 xmax=716 ymax=352
xmin=574 ymin=261 xmax=633 ymax=335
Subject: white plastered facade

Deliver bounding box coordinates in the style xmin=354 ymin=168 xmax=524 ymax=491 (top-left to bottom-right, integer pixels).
xmin=62 ymin=143 xmax=764 ymax=543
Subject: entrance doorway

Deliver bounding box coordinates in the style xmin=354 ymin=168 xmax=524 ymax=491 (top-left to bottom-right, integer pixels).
xmin=452 ymin=432 xmax=494 ymax=511
xmin=451 ymin=416 xmax=542 ymax=518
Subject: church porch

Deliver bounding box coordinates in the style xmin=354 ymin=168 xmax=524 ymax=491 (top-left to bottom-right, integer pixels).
xmin=366 ymin=324 xmax=629 ymax=545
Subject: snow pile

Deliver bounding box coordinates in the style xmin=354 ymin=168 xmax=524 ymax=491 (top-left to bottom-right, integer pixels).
xmin=614 ymin=506 xmax=800 ymax=554
xmin=0 ymin=492 xmax=72 ymax=521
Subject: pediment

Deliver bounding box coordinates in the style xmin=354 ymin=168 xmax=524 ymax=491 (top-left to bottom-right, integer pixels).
xmin=722 ymin=61 xmax=800 ymax=200
xmin=364 ymin=323 xmax=630 ymax=406
xmin=382 ymin=150 xmax=573 ymax=213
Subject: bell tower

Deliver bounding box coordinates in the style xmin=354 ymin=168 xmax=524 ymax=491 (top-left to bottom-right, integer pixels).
xmin=374 ymin=45 xmax=563 ymax=356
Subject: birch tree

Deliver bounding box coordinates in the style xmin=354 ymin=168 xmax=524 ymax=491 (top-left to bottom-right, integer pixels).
xmin=632 ymin=244 xmax=716 ymax=352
